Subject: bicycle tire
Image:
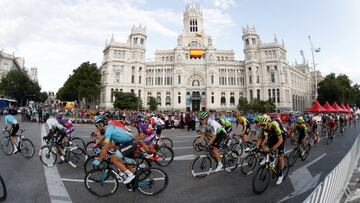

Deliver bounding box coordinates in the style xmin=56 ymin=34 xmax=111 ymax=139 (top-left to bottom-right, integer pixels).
xmin=190 ymin=155 xmax=212 ymax=179
xmin=223 ymin=150 xmax=239 ymax=172
xmin=231 ymin=142 xmax=243 ymax=158
xmin=156 ymin=137 xmax=173 ymax=148
xmin=134 ymin=156 xmax=152 ymax=181
xmin=71 ymin=137 xmax=86 ymax=150
xmin=136 ymin=167 xmax=169 ymax=196
xmin=241 ymin=153 xmax=258 ymax=176
xmin=85 ymin=141 xmax=96 ymax=157
xmin=39 ymin=145 xmax=57 ymax=167
xmin=154 ymin=146 xmax=174 ymax=167
xmin=300 ymin=144 xmax=311 ymax=161
xmin=1 ymin=136 xmax=13 ymax=155
xmin=84 ymin=168 xmax=118 ymax=197
xmin=192 ymin=136 xmax=202 ymax=152
xmin=67 ymin=147 xmax=88 ymax=169
xmin=0 ymin=175 xmax=7 ymax=201
xmin=288 ymin=148 xmax=298 ymax=167
xmin=20 ymin=138 xmax=35 ymax=159
xmin=252 ymin=165 xmax=270 ymax=194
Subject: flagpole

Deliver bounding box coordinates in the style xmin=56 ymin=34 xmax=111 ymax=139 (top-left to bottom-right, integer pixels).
xmin=309 ymin=35 xmax=318 ymax=101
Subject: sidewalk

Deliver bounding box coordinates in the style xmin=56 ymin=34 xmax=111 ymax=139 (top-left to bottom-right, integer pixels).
xmin=340 ymin=158 xmax=360 ymax=203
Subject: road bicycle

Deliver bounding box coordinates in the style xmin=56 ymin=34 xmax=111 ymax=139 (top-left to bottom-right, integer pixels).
xmin=190 ymin=143 xmax=239 ymax=179
xmin=288 ymin=137 xmax=311 ymax=167
xmin=84 ymin=154 xmax=168 ymax=197
xmin=241 ymin=148 xmax=265 ymax=176
xmin=1 ymin=129 xmax=35 ymax=159
xmin=155 ymin=134 xmax=173 ymax=148
xmin=39 ymin=136 xmax=88 ymax=168
xmin=0 ymin=174 xmax=6 ymax=201
xmin=133 ymin=141 xmax=174 ymax=167
xmin=252 ymin=153 xmax=290 ymax=194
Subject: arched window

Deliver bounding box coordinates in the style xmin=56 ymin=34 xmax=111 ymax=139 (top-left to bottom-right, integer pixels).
xmin=221 ymin=92 xmax=226 ymax=105
xmin=230 ymin=92 xmax=235 ymax=105
xmin=192 ymin=80 xmax=200 ymax=87
xmin=111 ymin=88 xmax=114 ymax=102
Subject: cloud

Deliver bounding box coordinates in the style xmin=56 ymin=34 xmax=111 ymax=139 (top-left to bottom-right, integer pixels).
xmin=203 ymin=8 xmax=235 ymax=40
xmin=0 ymin=0 xmax=180 ymax=92
xmin=211 ymin=0 xmax=236 ymax=10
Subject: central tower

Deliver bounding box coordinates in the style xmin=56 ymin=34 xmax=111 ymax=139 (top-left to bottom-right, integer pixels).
xmin=183 ymin=3 xmax=204 ymax=34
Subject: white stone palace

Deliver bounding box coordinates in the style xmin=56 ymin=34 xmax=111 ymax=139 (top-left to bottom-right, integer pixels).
xmin=100 ymin=4 xmax=319 ymax=112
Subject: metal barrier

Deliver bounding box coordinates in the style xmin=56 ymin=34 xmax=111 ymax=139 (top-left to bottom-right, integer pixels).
xmin=304 ymin=135 xmax=360 ymax=203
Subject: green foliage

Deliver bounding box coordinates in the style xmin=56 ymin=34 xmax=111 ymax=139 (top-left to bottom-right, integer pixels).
xmin=38 ymin=91 xmax=49 ymax=103
xmin=0 ymin=68 xmax=44 ymax=105
xmin=318 ymin=73 xmax=360 ymax=107
xmin=57 ymin=62 xmax=101 ymax=105
xmin=147 ymin=96 xmax=158 ymax=111
xmin=113 ymin=92 xmax=140 ymax=110
xmin=237 ymin=98 xmax=276 ymax=113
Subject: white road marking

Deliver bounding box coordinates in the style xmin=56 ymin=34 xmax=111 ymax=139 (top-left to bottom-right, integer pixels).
xmin=41 ymin=125 xmax=72 ymax=203
xmin=172 ymin=147 xmax=193 ymax=150
xmin=174 ymin=154 xmax=195 ymax=160
xmin=173 ymin=140 xmax=191 ymax=143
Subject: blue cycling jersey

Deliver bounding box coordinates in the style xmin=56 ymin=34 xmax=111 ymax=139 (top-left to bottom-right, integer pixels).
xmin=104 ymin=125 xmax=133 ymax=144
xmin=4 ymin=115 xmax=18 ymax=125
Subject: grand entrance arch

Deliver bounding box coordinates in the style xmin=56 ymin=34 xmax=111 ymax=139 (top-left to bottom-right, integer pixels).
xmin=186 ymin=73 xmax=207 ymax=112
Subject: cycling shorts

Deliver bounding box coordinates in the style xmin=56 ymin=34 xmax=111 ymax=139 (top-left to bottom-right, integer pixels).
xmin=213 ymin=131 xmax=226 ymax=148
xmin=10 ymin=124 xmax=19 ymax=137
xmin=155 ymin=124 xmax=166 ymax=135
xmin=115 ymin=140 xmax=137 ymax=159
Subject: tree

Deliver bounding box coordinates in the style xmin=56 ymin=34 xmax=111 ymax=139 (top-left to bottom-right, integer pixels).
xmin=38 ymin=91 xmax=49 ymax=103
xmin=147 ymin=96 xmax=158 ymax=111
xmin=0 ymin=68 xmax=43 ymax=106
xmin=57 ymin=62 xmax=101 ymax=107
xmin=237 ymin=98 xmax=249 ymax=112
xmin=237 ymin=98 xmax=276 ymax=113
xmin=113 ymin=92 xmax=140 ymax=110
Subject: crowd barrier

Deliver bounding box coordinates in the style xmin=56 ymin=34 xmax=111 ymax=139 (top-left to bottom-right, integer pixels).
xmin=304 ymin=134 xmax=360 ymax=203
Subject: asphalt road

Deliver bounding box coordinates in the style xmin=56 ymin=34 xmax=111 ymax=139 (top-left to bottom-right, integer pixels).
xmin=0 ymin=117 xmax=359 ymax=203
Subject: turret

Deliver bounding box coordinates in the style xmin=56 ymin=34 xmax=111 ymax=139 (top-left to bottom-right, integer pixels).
xmin=242 ymin=25 xmax=260 ymax=51
xmin=128 ymin=24 xmax=147 ymax=49
xmin=183 ymin=3 xmax=204 ymax=34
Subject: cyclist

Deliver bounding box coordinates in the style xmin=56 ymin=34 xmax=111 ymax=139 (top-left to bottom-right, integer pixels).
xmin=251 ymin=114 xmax=262 ymax=141
xmin=215 ymin=115 xmax=233 ymax=134
xmin=310 ymin=116 xmax=319 ymax=144
xmin=149 ymin=114 xmax=166 ymax=137
xmin=56 ymin=114 xmax=75 ymax=135
xmin=294 ymin=117 xmax=308 ymax=157
xmin=258 ymin=114 xmax=286 ymax=185
xmin=136 ymin=118 xmax=159 ymax=160
xmin=339 ymin=114 xmax=345 ymax=133
xmin=199 ymin=111 xmax=226 ymax=172
xmin=43 ymin=113 xmax=68 ymax=164
xmin=92 ymin=115 xmax=137 ymax=184
xmin=2 ymin=111 xmax=20 ymax=154
xmin=234 ymin=111 xmax=252 ymax=151
xmin=103 ymin=111 xmax=131 ymax=132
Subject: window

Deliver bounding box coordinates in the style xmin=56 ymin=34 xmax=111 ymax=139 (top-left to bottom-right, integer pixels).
xmin=230 ymin=92 xmax=235 ymax=105
xmin=249 ymin=76 xmax=252 ymax=84
xmin=250 ymin=90 xmax=253 ymax=102
xmin=272 ymin=89 xmax=276 ymax=103
xmin=147 ymin=92 xmax=152 ymax=101
xmin=192 ymin=80 xmax=200 ymax=87
xmin=245 ymin=39 xmax=249 ymax=45
xmin=131 ymin=89 xmax=134 ymax=94
xmin=257 ymin=89 xmax=260 ymax=100
xmin=178 ymin=92 xmax=181 ymax=104
xmin=268 ymin=89 xmax=271 ymax=101
xmin=189 ymin=19 xmax=198 ymax=32
xmin=248 ymin=67 xmax=251 ymax=71
xmin=277 ymin=89 xmax=280 ymax=103
xmin=138 ymin=90 xmax=141 ymax=98
xmin=132 ymin=66 xmax=135 ymax=71
xmin=138 ymin=76 xmax=141 ymax=84
xmin=271 ymin=72 xmax=275 ymax=83
xmin=211 ymin=75 xmax=214 ymax=84
xmin=157 ymin=92 xmax=161 ymax=105
xmin=111 ymin=88 xmax=114 ymax=102
xmin=221 ymin=92 xmax=226 ymax=105
xmin=256 ymin=75 xmax=260 ymax=83
xmin=274 ymin=65 xmax=277 ymax=71
xmin=131 ymin=75 xmax=135 ymax=83
xmin=178 ymin=75 xmax=181 ymax=84
xmin=252 ymin=38 xmax=256 ymax=45
xmin=239 ymin=92 xmax=244 ymax=100
xmin=166 ymin=92 xmax=171 ymax=106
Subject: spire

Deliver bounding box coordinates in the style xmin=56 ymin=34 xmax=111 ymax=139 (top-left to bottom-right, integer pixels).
xmin=274 ymin=34 xmax=278 ymax=43
xmin=300 ymin=49 xmax=306 ymax=64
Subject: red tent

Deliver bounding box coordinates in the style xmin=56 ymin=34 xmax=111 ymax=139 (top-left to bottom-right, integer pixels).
xmin=332 ymin=102 xmax=345 ymax=112
xmin=346 ymin=104 xmax=353 ymax=112
xmin=340 ymin=103 xmax=350 ymax=113
xmin=305 ymin=100 xmax=326 ymax=112
xmin=323 ymin=101 xmax=337 ymax=112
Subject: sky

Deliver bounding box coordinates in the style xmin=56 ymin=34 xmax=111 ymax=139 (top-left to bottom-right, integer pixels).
xmin=0 ymin=0 xmax=359 ymax=92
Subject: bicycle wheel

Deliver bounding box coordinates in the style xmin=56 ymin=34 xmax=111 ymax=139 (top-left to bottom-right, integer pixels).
xmin=67 ymin=147 xmax=87 ymax=168
xmin=71 ymin=137 xmax=86 ymax=150
xmin=20 ymin=138 xmax=35 ymax=158
xmin=241 ymin=154 xmax=258 ymax=176
xmin=231 ymin=142 xmax=243 ymax=158
xmin=137 ymin=167 xmax=169 ymax=196
xmin=223 ymin=150 xmax=239 ymax=172
xmin=154 ymin=146 xmax=174 ymax=166
xmin=156 ymin=137 xmax=173 ymax=148
xmin=39 ymin=145 xmax=57 ymax=167
xmin=288 ymin=149 xmax=299 ymax=167
xmin=190 ymin=155 xmax=212 ymax=179
xmin=84 ymin=169 xmax=118 ymax=197
xmin=300 ymin=144 xmax=311 ymax=161
xmin=134 ymin=156 xmax=152 ymax=181
xmin=192 ymin=136 xmax=203 ymax=152
xmin=85 ymin=141 xmax=96 ymax=156
xmin=252 ymin=165 xmax=271 ymax=194
xmin=0 ymin=175 xmax=7 ymax=201
xmin=1 ymin=136 xmax=13 ymax=155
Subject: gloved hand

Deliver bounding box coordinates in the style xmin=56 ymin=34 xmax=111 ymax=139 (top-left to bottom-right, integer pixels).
xmin=92 ymin=159 xmax=100 ymax=167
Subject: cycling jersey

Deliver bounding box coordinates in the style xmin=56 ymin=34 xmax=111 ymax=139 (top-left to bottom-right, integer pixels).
xmin=4 ymin=115 xmax=18 ymax=125
xmin=204 ymin=119 xmax=225 ymax=135
xmin=108 ymin=120 xmax=130 ymax=132
xmin=219 ymin=117 xmax=232 ymax=128
xmin=58 ymin=118 xmax=74 ymax=135
xmin=104 ymin=125 xmax=133 ymax=145
xmin=150 ymin=117 xmax=165 ymax=127
xmin=263 ymin=121 xmax=285 ymax=154
xmin=46 ymin=117 xmax=65 ymax=131
xmin=237 ymin=116 xmax=250 ymax=128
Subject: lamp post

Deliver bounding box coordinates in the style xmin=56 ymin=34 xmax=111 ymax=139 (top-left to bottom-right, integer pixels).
xmin=308 ymin=35 xmax=321 ymax=100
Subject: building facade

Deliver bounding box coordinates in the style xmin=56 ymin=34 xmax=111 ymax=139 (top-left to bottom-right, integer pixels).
xmin=100 ymin=5 xmax=317 ymax=112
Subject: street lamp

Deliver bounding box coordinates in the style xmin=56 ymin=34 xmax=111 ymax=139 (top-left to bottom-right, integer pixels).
xmin=308 ymin=35 xmax=321 ymax=100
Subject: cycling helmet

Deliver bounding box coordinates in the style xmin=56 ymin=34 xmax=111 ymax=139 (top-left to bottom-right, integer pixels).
xmin=259 ymin=114 xmax=271 ymax=125
xmin=253 ymin=114 xmax=262 ymax=123
xmin=199 ymin=111 xmax=209 ymax=120
xmin=296 ymin=116 xmax=305 ymax=124
xmin=94 ymin=115 xmax=107 ymax=125
xmin=103 ymin=111 xmax=112 ymax=119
